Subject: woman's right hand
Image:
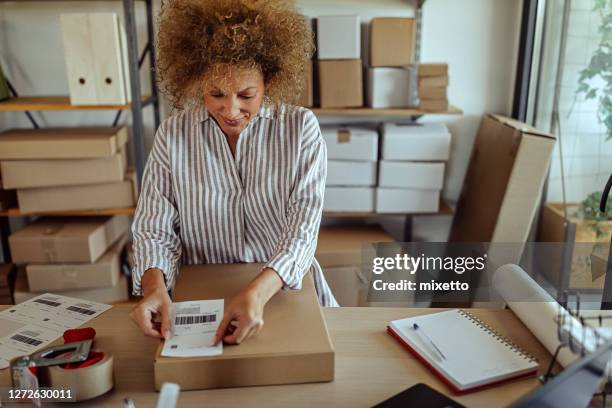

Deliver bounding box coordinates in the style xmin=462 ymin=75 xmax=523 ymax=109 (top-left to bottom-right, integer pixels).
xmin=129 ymin=268 xmax=172 ymax=339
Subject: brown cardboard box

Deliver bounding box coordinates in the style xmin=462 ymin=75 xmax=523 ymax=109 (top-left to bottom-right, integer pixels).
xmin=318 ymin=59 xmax=363 ymax=108
xmin=154 ymin=263 xmax=334 ymax=390
xmin=0 ymin=127 xmax=128 ymax=159
xmin=317 ymin=225 xmax=394 ymax=307
xmin=13 ymin=268 xmax=129 ymax=304
xmin=297 ymin=62 xmax=313 ymax=107
xmin=418 ymin=76 xmax=449 ymax=87
xmin=17 ymin=169 xmax=137 ymax=213
xmin=418 ymin=63 xmax=448 ymax=77
xmin=370 ymin=18 xmax=416 ymax=66
xmin=9 ymin=215 xmax=129 ymax=263
xmin=1 ymin=149 xmax=127 ymax=189
xmin=419 ymin=99 xmax=449 ymax=112
xmin=450 ymin=114 xmax=556 ymax=244
xmin=26 ymin=235 xmax=127 ymax=292
xmin=418 ymin=86 xmax=447 ymax=100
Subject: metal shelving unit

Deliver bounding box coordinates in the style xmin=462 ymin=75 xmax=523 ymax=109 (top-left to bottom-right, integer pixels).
xmin=0 ymin=0 xmax=160 ymax=262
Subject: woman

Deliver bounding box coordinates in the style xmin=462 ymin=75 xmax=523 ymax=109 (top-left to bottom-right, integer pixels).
xmin=129 ymin=0 xmax=338 ymax=346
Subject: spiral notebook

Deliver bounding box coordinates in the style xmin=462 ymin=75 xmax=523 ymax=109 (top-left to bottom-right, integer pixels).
xmin=388 ymin=309 xmax=538 ymax=394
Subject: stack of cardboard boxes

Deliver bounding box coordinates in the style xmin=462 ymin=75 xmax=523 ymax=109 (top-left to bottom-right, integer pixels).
xmin=316 ymin=15 xmax=363 ymax=108
xmin=418 ymin=63 xmax=449 ymax=112
xmin=367 ymin=17 xmax=418 ymax=108
xmin=378 ymin=123 xmax=451 ymax=213
xmin=322 ymin=126 xmax=378 ymax=212
xmin=0 ymin=127 xmax=137 ymax=213
xmin=9 ymin=215 xmax=130 ymax=304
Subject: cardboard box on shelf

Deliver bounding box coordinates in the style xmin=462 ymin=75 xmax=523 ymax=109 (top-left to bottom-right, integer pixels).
xmin=324 ymin=187 xmax=375 ymax=212
xmin=316 ymin=15 xmax=360 ymax=60
xmin=418 ymin=63 xmax=448 ymax=77
xmin=17 ymin=169 xmax=137 ymax=213
xmin=317 ymin=225 xmax=394 ymax=307
xmin=366 ymin=67 xmax=418 ymax=108
xmin=155 ymin=264 xmax=334 ymax=390
xmin=0 ymin=127 xmax=128 ymax=160
xmin=297 ymin=62 xmax=313 ymax=108
xmin=369 ymin=18 xmax=416 ymax=67
xmin=13 ymin=269 xmax=129 ymax=305
xmin=420 ymin=99 xmax=449 ymax=112
xmin=327 ymin=160 xmax=377 ymax=187
xmin=379 ymin=161 xmax=445 ymax=190
xmin=418 ymin=76 xmax=449 ymax=88
xmin=321 ymin=126 xmax=378 ymax=161
xmin=26 ymin=235 xmax=127 ymax=292
xmin=376 ymin=188 xmax=440 ymax=213
xmin=450 ymin=114 xmax=556 ymax=245
xmin=1 ymin=149 xmax=127 ymax=189
xmin=318 ymin=59 xmax=363 ymax=108
xmin=9 ymin=215 xmax=129 ymax=263
xmin=418 ymin=86 xmax=447 ymax=100
xmin=382 ymin=123 xmax=451 ymax=161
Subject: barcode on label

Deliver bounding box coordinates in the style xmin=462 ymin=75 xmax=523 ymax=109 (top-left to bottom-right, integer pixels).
xmin=11 ymin=334 xmax=42 ymax=346
xmin=34 ymin=299 xmax=61 ymax=307
xmin=66 ymin=306 xmax=95 ymax=315
xmin=175 ymin=314 xmax=216 ymax=325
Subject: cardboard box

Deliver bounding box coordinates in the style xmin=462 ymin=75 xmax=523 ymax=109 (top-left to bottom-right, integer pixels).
xmin=376 ymin=188 xmax=440 ymax=213
xmin=450 ymin=114 xmax=556 ymax=243
xmin=370 ymin=18 xmax=416 ymax=66
xmin=324 ymin=187 xmax=375 ymax=212
xmin=382 ymin=123 xmax=451 ymax=161
xmin=318 ymin=60 xmax=363 ymax=108
xmin=154 ymin=264 xmax=334 ymax=390
xmin=13 ymin=269 xmax=129 ymax=304
xmin=418 ymin=63 xmax=448 ymax=77
xmin=317 ymin=225 xmax=394 ymax=267
xmin=379 ymin=161 xmax=445 ymax=190
xmin=327 ymin=160 xmax=377 ymax=187
xmin=366 ymin=67 xmax=418 ymax=108
xmin=316 ymin=15 xmax=360 ymax=59
xmin=26 ymin=235 xmax=126 ymax=292
xmin=418 ymin=86 xmax=447 ymax=100
xmin=420 ymin=99 xmax=449 ymax=112
xmin=17 ymin=169 xmax=137 ymax=213
xmin=0 ymin=127 xmax=128 ymax=160
xmin=9 ymin=215 xmax=129 ymax=263
xmin=418 ymin=76 xmax=449 ymax=87
xmin=321 ymin=127 xmax=378 ymax=161
xmin=297 ymin=62 xmax=313 ymax=107
xmin=1 ymin=149 xmax=127 ymax=189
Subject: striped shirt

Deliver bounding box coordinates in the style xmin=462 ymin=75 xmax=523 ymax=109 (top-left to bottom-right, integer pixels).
xmin=131 ymin=103 xmax=338 ymax=307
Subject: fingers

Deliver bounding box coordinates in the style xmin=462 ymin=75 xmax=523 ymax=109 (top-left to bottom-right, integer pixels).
xmin=129 ymin=306 xmax=163 ymax=338
xmin=223 ymin=318 xmax=263 ymax=345
xmin=214 ymin=314 xmax=233 ymax=345
xmin=160 ymin=302 xmax=172 ymax=340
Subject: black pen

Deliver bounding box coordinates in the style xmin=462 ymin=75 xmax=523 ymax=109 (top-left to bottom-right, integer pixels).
xmin=413 ymin=323 xmax=447 ymax=360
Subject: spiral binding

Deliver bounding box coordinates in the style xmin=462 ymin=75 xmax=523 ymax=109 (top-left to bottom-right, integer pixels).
xmin=458 ymin=309 xmax=538 ymax=364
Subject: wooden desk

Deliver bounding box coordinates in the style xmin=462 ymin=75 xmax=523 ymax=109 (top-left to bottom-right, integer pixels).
xmin=0 ymin=306 xmax=550 ymax=407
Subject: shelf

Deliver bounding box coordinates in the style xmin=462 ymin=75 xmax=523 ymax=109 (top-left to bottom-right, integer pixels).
xmin=311 ymin=105 xmax=463 ymax=117
xmin=0 ymin=207 xmax=135 ymax=217
xmin=323 ymin=199 xmax=454 ymax=218
xmin=0 ymin=95 xmax=153 ymax=112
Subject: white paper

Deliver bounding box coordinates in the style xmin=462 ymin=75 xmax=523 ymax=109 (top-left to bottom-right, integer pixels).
xmin=161 ymin=299 xmax=223 ymax=358
xmin=0 ymin=294 xmax=111 ymax=369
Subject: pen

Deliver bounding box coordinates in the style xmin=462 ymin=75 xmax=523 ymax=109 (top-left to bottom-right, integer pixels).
xmin=413 ymin=323 xmax=447 ymax=360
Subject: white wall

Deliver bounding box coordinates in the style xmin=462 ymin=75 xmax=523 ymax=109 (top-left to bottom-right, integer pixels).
xmin=0 ymin=0 xmax=523 ymax=242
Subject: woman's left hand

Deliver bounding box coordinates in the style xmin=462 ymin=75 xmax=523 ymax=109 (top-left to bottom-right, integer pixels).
xmin=214 ymin=268 xmax=283 ymax=345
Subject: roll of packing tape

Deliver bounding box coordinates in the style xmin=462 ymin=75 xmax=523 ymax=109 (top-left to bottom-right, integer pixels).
xmin=43 ymin=352 xmax=114 ymax=401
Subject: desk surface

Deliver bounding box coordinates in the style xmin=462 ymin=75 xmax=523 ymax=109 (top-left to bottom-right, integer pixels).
xmin=0 ymin=305 xmax=551 ymax=407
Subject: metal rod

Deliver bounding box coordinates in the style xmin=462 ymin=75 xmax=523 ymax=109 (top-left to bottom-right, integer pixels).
xmin=146 ymin=0 xmax=161 ymax=131
xmin=6 ymin=79 xmax=39 ymax=128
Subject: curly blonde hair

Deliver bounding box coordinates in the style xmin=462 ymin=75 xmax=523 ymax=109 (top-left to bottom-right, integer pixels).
xmin=156 ymin=0 xmax=313 ymax=109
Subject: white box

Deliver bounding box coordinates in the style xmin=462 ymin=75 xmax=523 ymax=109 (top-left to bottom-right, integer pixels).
xmin=321 ymin=127 xmax=378 ymax=161
xmin=376 ymin=188 xmax=439 ymax=213
xmin=382 ymin=123 xmax=451 ymax=161
xmin=324 ymin=187 xmax=375 ymax=212
xmin=367 ymin=67 xmax=418 ymax=108
xmin=316 ymin=15 xmax=360 ymax=59
xmin=379 ymin=161 xmax=444 ymax=190
xmin=327 ymin=160 xmax=377 ymax=187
